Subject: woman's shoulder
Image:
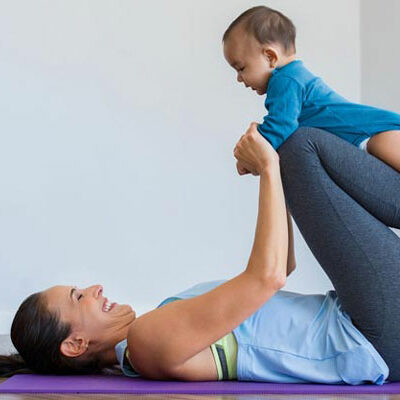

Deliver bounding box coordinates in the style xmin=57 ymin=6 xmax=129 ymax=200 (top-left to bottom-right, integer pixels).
xmin=122 ymin=327 xmax=173 ymax=379
xmin=157 ymin=279 xmax=227 ymax=306
xmin=115 ymin=339 xmax=140 ymax=378
xmin=119 ymin=280 xmax=226 ymax=379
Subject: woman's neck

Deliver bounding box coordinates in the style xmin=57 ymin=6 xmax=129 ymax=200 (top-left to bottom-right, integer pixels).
xmin=101 ymin=346 xmax=119 ymax=366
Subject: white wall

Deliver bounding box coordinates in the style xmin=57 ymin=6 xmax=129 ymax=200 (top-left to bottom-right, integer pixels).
xmin=0 ymin=0 xmax=361 ymax=334
xmin=360 ymin=0 xmax=400 ymax=242
xmin=361 ymin=0 xmax=400 ymax=112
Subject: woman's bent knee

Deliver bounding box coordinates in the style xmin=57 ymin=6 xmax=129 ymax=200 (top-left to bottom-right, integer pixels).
xmin=279 ymin=127 xmax=328 ymax=152
xmin=277 ymin=127 xmax=323 ymax=168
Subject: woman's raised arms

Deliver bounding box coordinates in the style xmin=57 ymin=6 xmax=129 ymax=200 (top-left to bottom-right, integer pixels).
xmin=126 ymin=123 xmax=289 ymax=379
xmin=236 ymin=140 xmax=296 ymax=277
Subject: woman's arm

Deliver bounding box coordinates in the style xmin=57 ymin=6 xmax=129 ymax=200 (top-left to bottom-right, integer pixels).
xmin=127 ymin=126 xmax=288 ymax=378
xmin=237 ymin=160 xmax=295 ymax=276
xmin=286 ymin=209 xmax=296 ymax=276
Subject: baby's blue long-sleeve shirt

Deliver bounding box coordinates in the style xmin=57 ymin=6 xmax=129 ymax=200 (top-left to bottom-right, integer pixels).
xmin=257 ymin=60 xmax=400 ymax=149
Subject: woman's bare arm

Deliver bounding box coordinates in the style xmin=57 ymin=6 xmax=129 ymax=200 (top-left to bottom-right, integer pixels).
xmin=237 ymin=163 xmax=296 ymax=276
xmin=286 ymin=209 xmax=296 ymax=276
xmin=126 ymin=162 xmax=288 ymax=378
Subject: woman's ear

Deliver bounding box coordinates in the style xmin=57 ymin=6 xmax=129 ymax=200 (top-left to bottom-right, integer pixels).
xmin=263 ymin=47 xmax=279 ymax=68
xmin=60 ymin=335 xmax=89 ymax=358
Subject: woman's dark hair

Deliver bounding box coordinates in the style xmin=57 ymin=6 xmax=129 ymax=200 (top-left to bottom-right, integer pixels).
xmin=223 ymin=6 xmax=296 ymax=55
xmin=0 ymin=292 xmax=103 ymax=377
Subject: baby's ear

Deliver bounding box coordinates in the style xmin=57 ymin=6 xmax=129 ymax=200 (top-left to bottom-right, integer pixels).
xmin=263 ymin=47 xmax=279 ymax=68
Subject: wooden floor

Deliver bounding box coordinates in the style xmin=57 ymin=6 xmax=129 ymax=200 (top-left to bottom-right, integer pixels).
xmin=2 ymin=335 xmax=400 ymax=399
xmin=2 ymin=388 xmax=400 ymax=400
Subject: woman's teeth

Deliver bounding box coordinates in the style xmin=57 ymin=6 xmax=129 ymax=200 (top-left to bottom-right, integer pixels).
xmin=104 ymin=300 xmax=113 ymax=312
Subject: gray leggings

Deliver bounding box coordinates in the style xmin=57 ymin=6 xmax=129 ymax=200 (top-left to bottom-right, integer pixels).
xmin=277 ymin=127 xmax=400 ymax=381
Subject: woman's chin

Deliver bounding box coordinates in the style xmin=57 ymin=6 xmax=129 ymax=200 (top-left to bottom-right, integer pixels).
xmin=119 ymin=304 xmax=136 ymax=320
xmin=103 ymin=304 xmax=135 ymax=321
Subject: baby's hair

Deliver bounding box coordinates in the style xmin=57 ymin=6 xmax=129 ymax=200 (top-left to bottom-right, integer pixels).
xmin=223 ymin=6 xmax=296 ymax=55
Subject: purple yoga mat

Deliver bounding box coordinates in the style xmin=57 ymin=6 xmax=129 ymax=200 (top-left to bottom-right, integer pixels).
xmin=1 ymin=375 xmax=400 ymax=394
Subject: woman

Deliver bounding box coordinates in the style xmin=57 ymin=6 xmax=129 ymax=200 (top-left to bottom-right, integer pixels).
xmin=1 ymin=125 xmax=400 ymax=384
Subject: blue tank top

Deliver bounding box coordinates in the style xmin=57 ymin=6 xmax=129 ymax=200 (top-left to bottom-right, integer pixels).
xmin=115 ymin=280 xmax=389 ymax=384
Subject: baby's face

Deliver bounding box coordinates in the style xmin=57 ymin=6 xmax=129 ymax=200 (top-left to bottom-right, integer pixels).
xmin=224 ymin=26 xmax=274 ymax=96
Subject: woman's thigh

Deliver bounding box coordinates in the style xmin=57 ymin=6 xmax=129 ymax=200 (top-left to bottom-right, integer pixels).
xmin=277 ymin=127 xmax=400 ymax=380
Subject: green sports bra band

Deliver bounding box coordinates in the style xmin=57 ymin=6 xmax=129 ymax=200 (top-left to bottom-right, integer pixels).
xmin=210 ymin=332 xmax=238 ymax=380
xmin=124 ymin=332 xmax=238 ymax=380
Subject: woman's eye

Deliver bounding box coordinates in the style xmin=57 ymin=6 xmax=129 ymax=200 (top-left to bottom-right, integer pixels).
xmin=239 ymin=67 xmax=245 ymax=72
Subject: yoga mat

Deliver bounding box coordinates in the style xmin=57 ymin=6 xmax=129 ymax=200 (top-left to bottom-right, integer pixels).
xmin=1 ymin=375 xmax=400 ymax=394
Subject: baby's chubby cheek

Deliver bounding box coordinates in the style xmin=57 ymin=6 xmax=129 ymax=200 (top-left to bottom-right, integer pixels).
xmin=255 ymin=80 xmax=268 ymax=95
xmin=260 ymin=72 xmax=273 ymax=92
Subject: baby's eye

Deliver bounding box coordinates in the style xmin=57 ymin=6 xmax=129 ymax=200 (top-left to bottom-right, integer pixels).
xmin=77 ymin=294 xmax=83 ymax=301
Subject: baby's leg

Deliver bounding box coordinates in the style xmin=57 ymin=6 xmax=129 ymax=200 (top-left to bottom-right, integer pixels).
xmin=367 ymin=130 xmax=400 ymax=173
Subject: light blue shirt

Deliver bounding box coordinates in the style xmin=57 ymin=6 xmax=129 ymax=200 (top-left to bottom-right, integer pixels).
xmin=115 ymin=280 xmax=389 ymax=384
xmin=257 ymin=60 xmax=400 ymax=149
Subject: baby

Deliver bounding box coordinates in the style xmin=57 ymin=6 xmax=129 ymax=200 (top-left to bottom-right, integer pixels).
xmin=223 ymin=6 xmax=400 ymax=173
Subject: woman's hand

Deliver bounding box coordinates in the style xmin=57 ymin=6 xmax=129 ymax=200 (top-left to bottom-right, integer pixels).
xmin=236 ymin=160 xmax=259 ymax=176
xmin=234 ymin=122 xmax=279 ymax=175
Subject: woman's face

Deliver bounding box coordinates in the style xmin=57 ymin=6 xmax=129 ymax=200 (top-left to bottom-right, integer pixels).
xmin=43 ymin=284 xmax=136 ymax=359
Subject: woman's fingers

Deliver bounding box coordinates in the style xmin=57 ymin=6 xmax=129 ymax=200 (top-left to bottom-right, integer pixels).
xmin=236 ymin=160 xmax=259 ymax=176
xmin=246 ymin=122 xmax=259 ymax=137
xmin=236 ymin=161 xmax=250 ymax=175
xmin=234 ymin=122 xmax=280 ymax=173
xmin=233 ymin=134 xmax=246 ymax=154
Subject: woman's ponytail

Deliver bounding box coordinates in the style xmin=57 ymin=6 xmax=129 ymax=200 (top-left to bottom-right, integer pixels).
xmin=0 ymin=353 xmax=32 ymax=377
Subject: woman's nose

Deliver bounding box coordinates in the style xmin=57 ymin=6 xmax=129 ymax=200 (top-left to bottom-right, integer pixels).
xmin=85 ymin=285 xmax=103 ymax=298
xmin=237 ymin=73 xmax=243 ymax=83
